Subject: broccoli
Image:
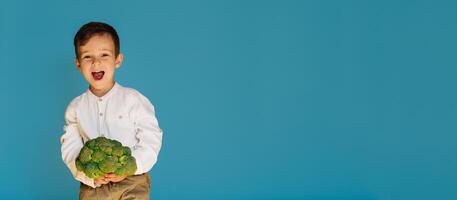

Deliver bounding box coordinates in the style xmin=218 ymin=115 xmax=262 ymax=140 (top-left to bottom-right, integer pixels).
xmin=115 ymin=157 xmax=137 ymax=176
xmin=75 ymin=137 xmax=137 ymax=179
xmin=75 ymin=159 xmax=84 ymax=171
xmin=99 ymin=156 xmax=118 ymax=173
xmin=111 ymin=146 xmax=124 ymax=157
xmin=79 ymin=146 xmax=93 ymax=163
xmin=91 ymin=150 xmax=105 ymax=163
xmin=84 ymin=162 xmax=104 ymax=178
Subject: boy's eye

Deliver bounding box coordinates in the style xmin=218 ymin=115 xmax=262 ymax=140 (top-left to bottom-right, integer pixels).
xmin=101 ymin=54 xmax=109 ymax=57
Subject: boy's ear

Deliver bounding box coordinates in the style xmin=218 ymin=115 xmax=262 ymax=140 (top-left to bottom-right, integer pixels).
xmin=74 ymin=58 xmax=81 ymax=71
xmin=115 ymin=53 xmax=124 ymax=69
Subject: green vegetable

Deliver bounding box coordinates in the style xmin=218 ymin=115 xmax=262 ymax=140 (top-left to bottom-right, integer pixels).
xmin=99 ymin=156 xmax=119 ymax=173
xmin=75 ymin=137 xmax=137 ymax=179
xmin=79 ymin=146 xmax=93 ymax=163
xmin=84 ymin=162 xmax=104 ymax=178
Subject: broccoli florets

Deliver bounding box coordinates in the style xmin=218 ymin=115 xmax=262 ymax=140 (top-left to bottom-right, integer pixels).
xmin=79 ymin=146 xmax=93 ymax=163
xmin=84 ymin=162 xmax=104 ymax=179
xmin=99 ymin=156 xmax=118 ymax=173
xmin=92 ymin=150 xmax=106 ymax=162
xmin=75 ymin=137 xmax=137 ymax=179
xmin=75 ymin=159 xmax=84 ymax=171
xmin=111 ymin=146 xmax=124 ymax=157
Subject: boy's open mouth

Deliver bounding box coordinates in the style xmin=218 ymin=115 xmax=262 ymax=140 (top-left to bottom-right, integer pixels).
xmin=92 ymin=71 xmax=105 ymax=81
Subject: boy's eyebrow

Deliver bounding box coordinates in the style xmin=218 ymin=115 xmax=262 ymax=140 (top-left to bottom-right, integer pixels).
xmin=80 ymin=49 xmax=113 ymax=55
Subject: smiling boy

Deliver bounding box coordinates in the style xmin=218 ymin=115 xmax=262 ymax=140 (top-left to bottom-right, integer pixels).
xmin=60 ymin=22 xmax=163 ymax=200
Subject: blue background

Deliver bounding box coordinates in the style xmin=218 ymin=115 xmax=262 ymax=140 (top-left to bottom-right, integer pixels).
xmin=1 ymin=0 xmax=456 ymax=199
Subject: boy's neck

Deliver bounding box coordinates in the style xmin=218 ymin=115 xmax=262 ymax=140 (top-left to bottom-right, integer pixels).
xmin=89 ymin=81 xmax=115 ymax=97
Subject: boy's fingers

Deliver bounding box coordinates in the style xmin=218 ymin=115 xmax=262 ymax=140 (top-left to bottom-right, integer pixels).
xmin=95 ymin=177 xmax=110 ymax=184
xmin=110 ymin=176 xmax=126 ymax=183
xmin=105 ymin=173 xmax=117 ymax=178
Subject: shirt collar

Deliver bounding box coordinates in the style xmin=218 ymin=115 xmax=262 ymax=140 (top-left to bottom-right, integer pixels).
xmin=86 ymin=82 xmax=120 ymax=101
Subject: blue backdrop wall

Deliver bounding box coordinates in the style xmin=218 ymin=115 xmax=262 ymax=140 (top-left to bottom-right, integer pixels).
xmin=1 ymin=0 xmax=456 ymax=199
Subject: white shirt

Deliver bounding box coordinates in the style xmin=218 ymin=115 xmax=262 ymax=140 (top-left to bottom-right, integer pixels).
xmin=60 ymin=82 xmax=163 ymax=188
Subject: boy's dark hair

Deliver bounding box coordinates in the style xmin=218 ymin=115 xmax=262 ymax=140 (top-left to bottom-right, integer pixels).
xmin=74 ymin=22 xmax=120 ymax=59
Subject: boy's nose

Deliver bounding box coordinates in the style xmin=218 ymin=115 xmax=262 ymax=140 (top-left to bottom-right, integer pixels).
xmin=91 ymin=59 xmax=102 ymax=66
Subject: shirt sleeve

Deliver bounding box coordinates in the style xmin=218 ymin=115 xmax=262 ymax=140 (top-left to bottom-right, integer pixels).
xmin=60 ymin=100 xmax=97 ymax=188
xmin=131 ymin=92 xmax=163 ymax=174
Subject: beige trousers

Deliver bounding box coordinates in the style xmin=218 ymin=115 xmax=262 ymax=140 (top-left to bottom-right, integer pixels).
xmin=80 ymin=173 xmax=151 ymax=200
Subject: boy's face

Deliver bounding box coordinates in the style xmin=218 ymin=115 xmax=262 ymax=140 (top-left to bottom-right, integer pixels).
xmin=75 ymin=34 xmax=123 ymax=92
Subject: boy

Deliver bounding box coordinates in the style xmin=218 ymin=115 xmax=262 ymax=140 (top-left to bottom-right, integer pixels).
xmin=60 ymin=22 xmax=163 ymax=200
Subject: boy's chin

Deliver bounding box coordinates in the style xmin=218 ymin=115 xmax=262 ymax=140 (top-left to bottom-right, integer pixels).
xmin=89 ymin=80 xmax=113 ymax=89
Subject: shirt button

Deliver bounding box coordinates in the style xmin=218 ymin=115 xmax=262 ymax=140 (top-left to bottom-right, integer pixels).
xmin=99 ymin=113 xmax=103 ymax=117
xmin=98 ymin=98 xmax=102 ymax=102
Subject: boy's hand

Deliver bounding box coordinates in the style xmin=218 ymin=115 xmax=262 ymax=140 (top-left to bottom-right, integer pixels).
xmin=94 ymin=176 xmax=110 ymax=186
xmin=104 ymin=173 xmax=127 ymax=183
